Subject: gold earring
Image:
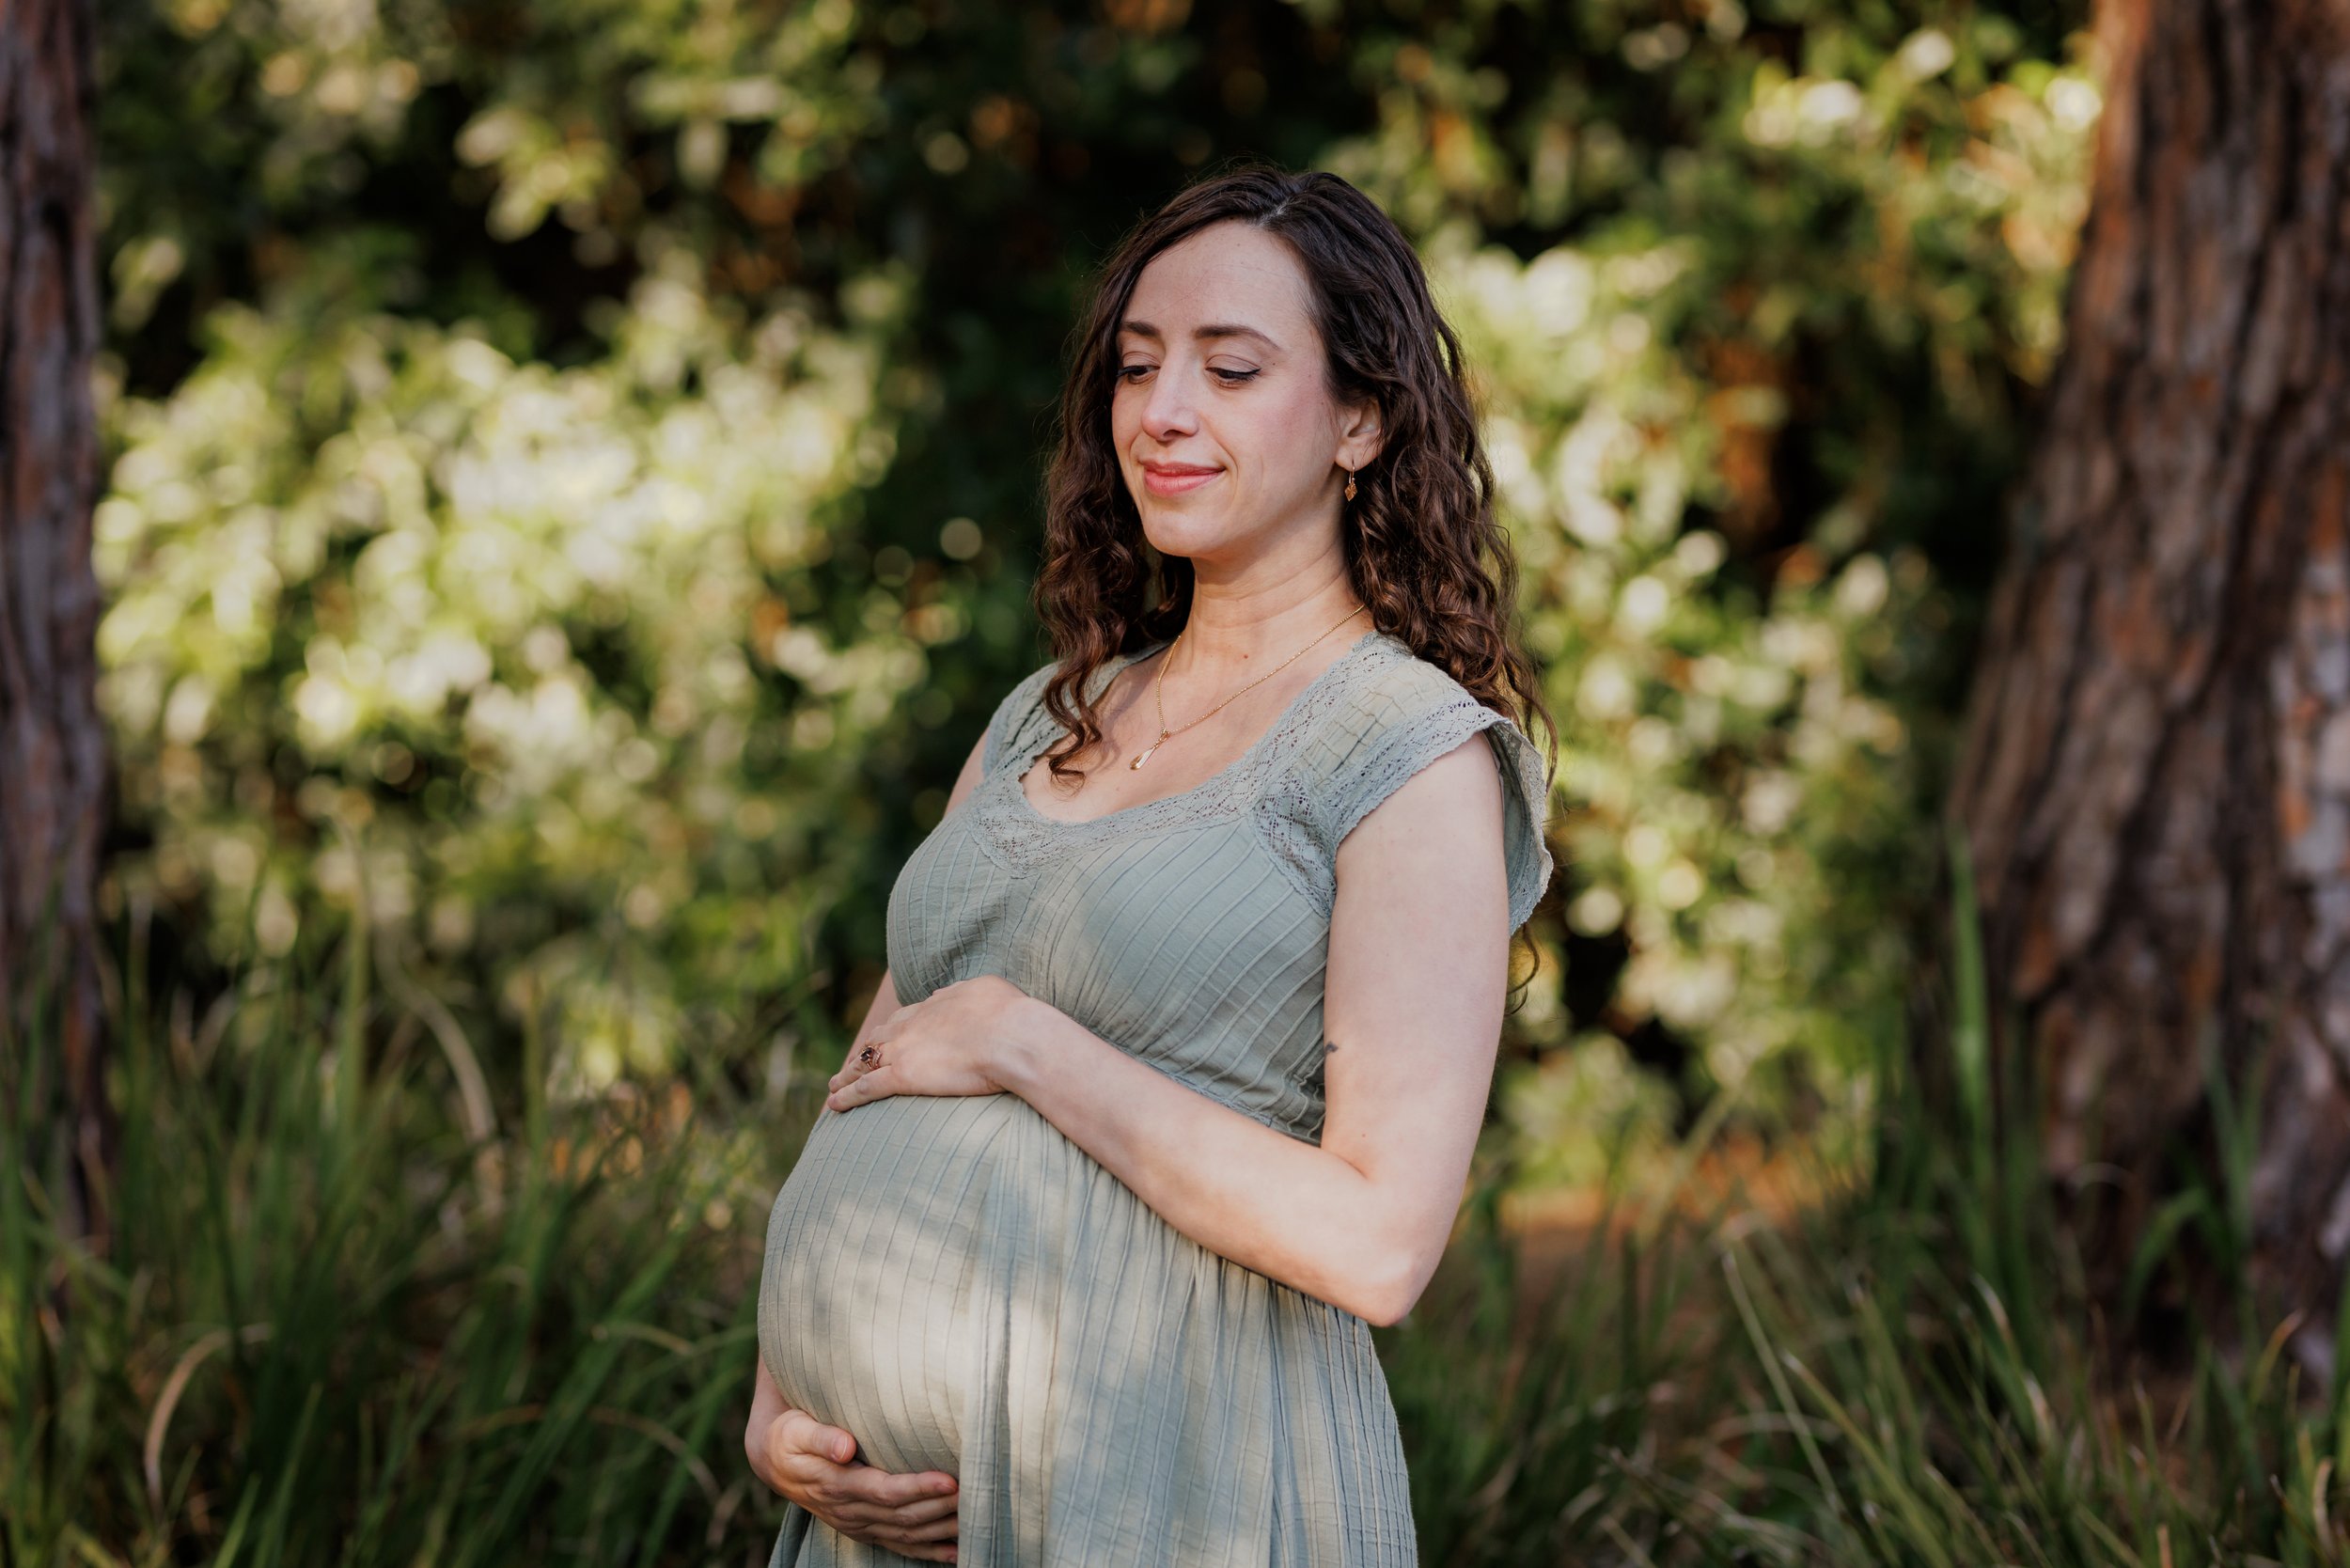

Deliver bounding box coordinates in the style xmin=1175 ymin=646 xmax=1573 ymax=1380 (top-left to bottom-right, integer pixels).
xmin=1344 ymin=467 xmax=1357 ymax=502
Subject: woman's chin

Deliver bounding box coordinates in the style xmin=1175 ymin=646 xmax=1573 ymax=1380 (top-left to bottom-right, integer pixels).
xmin=1136 ymin=513 xmax=1246 ymax=559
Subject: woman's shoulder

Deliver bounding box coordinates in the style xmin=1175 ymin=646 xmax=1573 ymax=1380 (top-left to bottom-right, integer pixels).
xmin=1301 ymin=633 xmax=1557 ymax=932
xmin=1313 ymin=633 xmax=1541 ymax=771
xmin=1331 ymin=633 xmax=1488 ymax=725
xmin=980 ymin=656 xmax=1064 ymax=773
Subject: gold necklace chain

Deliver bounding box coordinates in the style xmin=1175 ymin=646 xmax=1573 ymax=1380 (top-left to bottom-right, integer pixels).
xmin=1129 ymin=604 xmax=1370 ymax=771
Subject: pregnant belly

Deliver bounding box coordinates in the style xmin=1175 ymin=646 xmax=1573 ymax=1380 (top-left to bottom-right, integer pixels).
xmin=755 ymin=1092 xmax=1041 ymax=1476
xmin=754 ymin=1087 xmax=1423 ymax=1561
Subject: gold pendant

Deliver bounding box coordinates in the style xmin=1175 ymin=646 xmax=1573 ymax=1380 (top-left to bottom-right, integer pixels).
xmin=1129 ymin=743 xmax=1159 ymax=770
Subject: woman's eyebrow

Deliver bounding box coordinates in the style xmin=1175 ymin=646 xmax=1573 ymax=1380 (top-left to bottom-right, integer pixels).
xmin=1119 ymin=319 xmax=1283 ymax=353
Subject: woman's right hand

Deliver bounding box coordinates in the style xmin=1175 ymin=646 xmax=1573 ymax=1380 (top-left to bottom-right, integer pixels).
xmin=744 ymin=1355 xmax=961 ymax=1561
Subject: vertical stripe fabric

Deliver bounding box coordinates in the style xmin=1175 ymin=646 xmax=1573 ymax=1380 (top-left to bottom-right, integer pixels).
xmin=758 ymin=630 xmax=1554 ymax=1565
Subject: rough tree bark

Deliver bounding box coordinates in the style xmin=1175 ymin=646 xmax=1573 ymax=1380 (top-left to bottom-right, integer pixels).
xmin=1947 ymin=0 xmax=2350 ymax=1375
xmin=0 ymin=0 xmax=113 ymax=1255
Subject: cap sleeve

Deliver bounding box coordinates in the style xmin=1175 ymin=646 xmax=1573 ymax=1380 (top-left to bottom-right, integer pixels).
xmin=1483 ymin=716 xmax=1558 ymax=933
xmin=1297 ymin=662 xmax=1557 ymax=934
xmin=980 ymin=660 xmax=1060 ymax=774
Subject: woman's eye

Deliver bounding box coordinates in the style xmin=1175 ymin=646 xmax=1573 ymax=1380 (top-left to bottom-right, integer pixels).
xmin=1115 ymin=364 xmax=1257 ymax=384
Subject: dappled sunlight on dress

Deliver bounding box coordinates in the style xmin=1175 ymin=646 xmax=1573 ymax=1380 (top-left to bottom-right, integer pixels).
xmin=756 ymin=629 xmax=1554 ymax=1566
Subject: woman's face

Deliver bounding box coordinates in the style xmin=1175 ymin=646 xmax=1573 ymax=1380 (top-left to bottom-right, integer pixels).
xmin=1109 ymin=220 xmax=1380 ymax=567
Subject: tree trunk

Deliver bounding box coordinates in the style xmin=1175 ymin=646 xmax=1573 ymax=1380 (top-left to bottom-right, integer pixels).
xmin=0 ymin=0 xmax=112 ymax=1255
xmin=1948 ymin=0 xmax=2350 ymax=1375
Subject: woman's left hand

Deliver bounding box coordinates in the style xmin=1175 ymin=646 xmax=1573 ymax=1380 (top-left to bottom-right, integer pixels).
xmin=826 ymin=974 xmax=1038 ymax=1113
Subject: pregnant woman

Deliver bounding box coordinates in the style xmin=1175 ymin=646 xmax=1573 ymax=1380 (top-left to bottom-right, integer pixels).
xmin=744 ymin=163 xmax=1556 ymax=1565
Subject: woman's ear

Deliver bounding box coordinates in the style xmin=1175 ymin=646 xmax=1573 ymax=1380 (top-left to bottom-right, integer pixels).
xmin=1336 ymin=395 xmax=1386 ymax=473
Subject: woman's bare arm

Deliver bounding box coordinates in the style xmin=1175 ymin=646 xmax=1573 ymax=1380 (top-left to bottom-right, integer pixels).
xmin=980 ymin=735 xmax=1512 ymax=1326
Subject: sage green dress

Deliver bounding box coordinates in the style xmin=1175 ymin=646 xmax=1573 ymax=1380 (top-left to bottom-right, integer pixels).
xmin=756 ymin=628 xmax=1554 ymax=1566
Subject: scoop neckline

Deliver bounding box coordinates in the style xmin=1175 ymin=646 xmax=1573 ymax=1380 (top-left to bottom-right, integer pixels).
xmin=1007 ymin=627 xmax=1392 ymax=831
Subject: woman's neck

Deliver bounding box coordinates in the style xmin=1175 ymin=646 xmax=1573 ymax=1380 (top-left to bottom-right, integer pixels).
xmin=1169 ymin=584 xmax=1370 ymax=681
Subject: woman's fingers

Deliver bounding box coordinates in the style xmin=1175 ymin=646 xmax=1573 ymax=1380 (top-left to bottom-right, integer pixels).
xmin=832 ymin=1002 xmax=919 ymax=1091
xmin=822 ymin=1487 xmax=959 ymax=1529
xmin=863 ymin=1523 xmax=957 ymax=1562
xmin=774 ymin=1406 xmax=856 ymax=1465
xmin=892 ymin=1509 xmax=962 ymax=1540
xmin=829 ymin=1041 xmax=885 ymax=1094
xmin=804 ymin=1455 xmax=955 ymax=1521
xmin=829 ymin=1067 xmax=890 ymax=1110
xmin=838 ymin=1465 xmax=958 ymax=1509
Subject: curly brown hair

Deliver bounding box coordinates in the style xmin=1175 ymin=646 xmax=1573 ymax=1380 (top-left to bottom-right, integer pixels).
xmin=1030 ymin=161 xmax=1558 ymax=806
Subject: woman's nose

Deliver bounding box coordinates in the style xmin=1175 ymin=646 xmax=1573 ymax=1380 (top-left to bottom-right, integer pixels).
xmin=1142 ymin=364 xmax=1199 ymax=437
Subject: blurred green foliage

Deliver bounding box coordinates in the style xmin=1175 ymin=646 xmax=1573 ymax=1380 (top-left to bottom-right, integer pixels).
xmin=89 ymin=0 xmax=2094 ymax=1159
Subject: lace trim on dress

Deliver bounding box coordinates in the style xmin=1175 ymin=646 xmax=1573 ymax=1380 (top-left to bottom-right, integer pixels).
xmin=1256 ymin=693 xmax=1556 ymax=932
xmin=967 ymin=631 xmax=1554 ymax=932
xmin=967 ymin=632 xmax=1411 ymax=872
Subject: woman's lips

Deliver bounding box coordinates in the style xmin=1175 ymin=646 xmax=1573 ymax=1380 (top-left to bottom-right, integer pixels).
xmin=1142 ymin=465 xmax=1220 ymax=496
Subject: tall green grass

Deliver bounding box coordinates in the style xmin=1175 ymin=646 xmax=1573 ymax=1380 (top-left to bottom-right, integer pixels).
xmin=7 ymin=820 xmax=2348 ymax=1565
xmin=4 ymin=882 xmax=824 ymax=1567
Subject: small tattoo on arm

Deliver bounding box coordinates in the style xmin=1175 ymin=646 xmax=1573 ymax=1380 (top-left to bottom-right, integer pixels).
xmin=1323 ymin=1042 xmax=1340 ymax=1055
